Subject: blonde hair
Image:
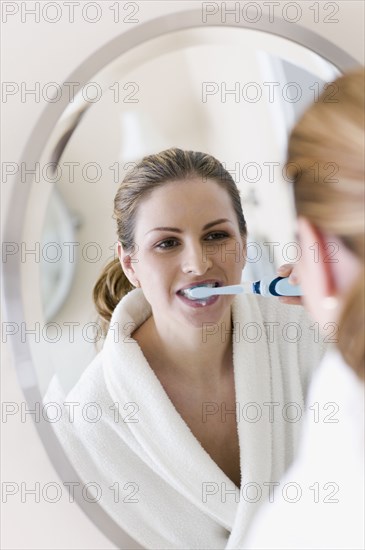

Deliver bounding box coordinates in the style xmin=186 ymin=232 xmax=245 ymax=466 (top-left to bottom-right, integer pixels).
xmin=93 ymin=148 xmax=247 ymax=337
xmin=287 ymin=67 xmax=365 ymax=380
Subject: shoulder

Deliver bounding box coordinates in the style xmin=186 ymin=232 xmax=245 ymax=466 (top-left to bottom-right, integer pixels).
xmin=307 ymin=347 xmax=364 ymax=432
xmin=65 ymin=350 xmax=108 ymax=403
xmin=234 ymin=293 xmax=327 ymax=396
xmin=43 ymin=350 xmax=114 ymax=430
xmin=234 ymin=291 xmax=321 ymax=340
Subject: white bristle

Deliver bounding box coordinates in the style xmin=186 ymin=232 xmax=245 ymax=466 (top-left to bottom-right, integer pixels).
xmin=186 ymin=286 xmax=215 ymax=299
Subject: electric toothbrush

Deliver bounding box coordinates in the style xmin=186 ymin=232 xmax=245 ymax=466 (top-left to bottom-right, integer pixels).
xmin=184 ymin=276 xmax=303 ymax=299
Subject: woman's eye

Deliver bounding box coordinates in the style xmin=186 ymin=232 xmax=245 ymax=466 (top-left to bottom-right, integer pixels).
xmin=155 ymin=232 xmax=228 ymax=250
xmin=206 ymin=232 xmax=229 ymax=240
xmin=155 ymin=239 xmax=178 ymax=250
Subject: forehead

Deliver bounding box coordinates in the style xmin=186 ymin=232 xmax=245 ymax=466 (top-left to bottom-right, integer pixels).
xmin=136 ymin=178 xmax=234 ymax=222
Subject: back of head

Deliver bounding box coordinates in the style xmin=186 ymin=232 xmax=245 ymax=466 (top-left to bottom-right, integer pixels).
xmin=287 ymin=67 xmax=365 ymax=380
xmin=93 ymin=148 xmax=247 ymax=339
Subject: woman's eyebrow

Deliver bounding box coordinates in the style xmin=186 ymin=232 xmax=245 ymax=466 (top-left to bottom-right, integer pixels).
xmin=145 ymin=218 xmax=233 ymax=235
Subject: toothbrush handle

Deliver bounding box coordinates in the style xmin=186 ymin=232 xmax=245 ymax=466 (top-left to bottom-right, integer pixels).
xmin=214 ymin=284 xmax=245 ymax=295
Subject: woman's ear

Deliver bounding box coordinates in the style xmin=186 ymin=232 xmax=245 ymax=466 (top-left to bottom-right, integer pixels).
xmin=117 ymin=241 xmax=139 ymax=287
xmin=296 ymin=216 xmax=338 ymax=325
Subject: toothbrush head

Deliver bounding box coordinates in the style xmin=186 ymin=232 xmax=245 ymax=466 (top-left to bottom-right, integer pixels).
xmin=185 ymin=286 xmax=216 ymax=299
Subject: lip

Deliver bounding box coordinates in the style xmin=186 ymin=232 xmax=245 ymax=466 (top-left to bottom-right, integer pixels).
xmin=176 ymin=292 xmax=220 ymax=308
xmin=176 ymin=279 xmax=223 ymax=294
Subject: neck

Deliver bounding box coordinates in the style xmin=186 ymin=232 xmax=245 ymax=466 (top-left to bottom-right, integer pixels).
xmin=145 ymin=308 xmax=234 ymax=385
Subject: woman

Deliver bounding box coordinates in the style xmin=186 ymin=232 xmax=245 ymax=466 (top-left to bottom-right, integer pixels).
xmin=45 ymin=148 xmax=325 ymax=549
xmin=240 ymin=68 xmax=364 ymax=549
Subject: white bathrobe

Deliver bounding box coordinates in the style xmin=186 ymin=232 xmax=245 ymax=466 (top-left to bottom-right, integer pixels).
xmin=44 ymin=288 xmax=325 ymax=549
xmin=240 ymin=346 xmax=365 ymax=550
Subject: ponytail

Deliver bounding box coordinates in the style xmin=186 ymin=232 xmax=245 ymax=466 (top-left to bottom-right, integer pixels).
xmin=93 ymin=257 xmax=134 ymax=338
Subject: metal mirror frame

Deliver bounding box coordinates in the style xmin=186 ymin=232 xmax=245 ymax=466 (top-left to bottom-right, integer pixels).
xmin=2 ymin=7 xmax=361 ymax=549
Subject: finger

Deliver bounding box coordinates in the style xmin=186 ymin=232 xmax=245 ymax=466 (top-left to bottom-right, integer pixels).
xmin=288 ymin=271 xmax=299 ymax=285
xmin=277 ymin=263 xmax=294 ymax=277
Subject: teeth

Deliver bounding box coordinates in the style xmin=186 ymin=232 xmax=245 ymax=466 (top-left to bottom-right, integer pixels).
xmin=181 ymin=284 xmax=213 ymax=295
xmin=181 ymin=283 xmax=216 ymax=293
xmin=179 ymin=282 xmax=218 ymax=301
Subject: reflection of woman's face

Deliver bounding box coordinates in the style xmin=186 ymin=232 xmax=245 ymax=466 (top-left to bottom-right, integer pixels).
xmin=129 ymin=178 xmax=246 ymax=328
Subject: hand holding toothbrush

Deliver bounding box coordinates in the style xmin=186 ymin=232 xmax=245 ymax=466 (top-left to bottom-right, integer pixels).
xmin=276 ymin=263 xmax=303 ymax=306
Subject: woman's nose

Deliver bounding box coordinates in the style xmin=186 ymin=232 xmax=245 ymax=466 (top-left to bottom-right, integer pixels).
xmin=181 ymin=241 xmax=213 ymax=274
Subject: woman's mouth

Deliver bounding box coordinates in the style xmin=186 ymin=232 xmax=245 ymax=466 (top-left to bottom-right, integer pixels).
xmin=176 ymin=282 xmax=221 ymax=308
